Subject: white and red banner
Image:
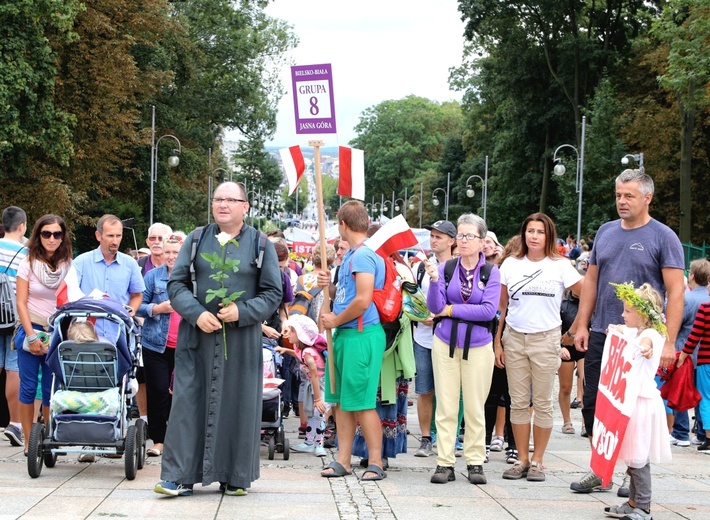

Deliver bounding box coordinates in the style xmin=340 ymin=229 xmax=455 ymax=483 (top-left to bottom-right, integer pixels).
xmin=280 ymin=146 xmax=306 ymax=195
xmin=365 ymin=214 xmax=419 ymax=259
xmin=338 ymin=146 xmax=365 ymax=200
xmin=55 ymin=266 xmax=85 ymax=307
xmin=590 ymin=329 xmax=645 ymax=486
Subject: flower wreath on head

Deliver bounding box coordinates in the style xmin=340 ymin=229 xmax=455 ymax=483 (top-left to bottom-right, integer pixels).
xmin=610 ymin=281 xmax=668 ymax=337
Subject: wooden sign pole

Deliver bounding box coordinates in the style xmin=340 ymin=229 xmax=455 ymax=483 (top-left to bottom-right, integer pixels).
xmin=309 ymin=139 xmax=336 ymax=394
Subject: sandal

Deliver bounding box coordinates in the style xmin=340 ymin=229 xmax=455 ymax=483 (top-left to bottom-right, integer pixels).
xmin=562 ymin=422 xmax=575 ymax=434
xmin=360 ymin=464 xmax=386 ymax=481
xmin=321 ymin=460 xmax=352 ymax=478
xmin=147 ymin=447 xmax=163 ymax=457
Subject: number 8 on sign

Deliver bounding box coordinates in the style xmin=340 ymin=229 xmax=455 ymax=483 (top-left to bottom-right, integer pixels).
xmin=291 ymin=63 xmax=337 ymax=135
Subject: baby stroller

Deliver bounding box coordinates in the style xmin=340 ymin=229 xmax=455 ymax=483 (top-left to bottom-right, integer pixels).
xmin=27 ymin=296 xmax=146 ymax=479
xmin=261 ymin=341 xmax=289 ymax=460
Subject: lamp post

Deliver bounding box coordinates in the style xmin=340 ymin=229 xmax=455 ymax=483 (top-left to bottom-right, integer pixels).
xmin=552 ymin=115 xmax=586 ymax=242
xmin=207 ymin=162 xmax=231 ymax=225
xmin=465 ymin=155 xmax=489 ymax=221
xmin=408 ymin=194 xmax=422 ymax=228
xmin=149 ymin=105 xmax=181 ymax=225
xmin=431 ymin=172 xmax=450 ymax=221
xmin=621 ymin=152 xmax=644 ymax=173
xmin=393 ymin=198 xmax=405 ymax=216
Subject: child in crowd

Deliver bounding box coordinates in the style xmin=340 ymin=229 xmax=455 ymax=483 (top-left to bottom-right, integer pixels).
xmin=604 ymin=282 xmax=672 ymax=520
xmin=67 ymin=320 xmax=99 ymax=342
xmin=276 ymin=314 xmax=328 ymax=457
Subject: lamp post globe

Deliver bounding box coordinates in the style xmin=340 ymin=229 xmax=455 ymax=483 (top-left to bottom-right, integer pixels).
xmin=432 ymin=198 xmax=440 ymax=207
xmin=167 ymin=154 xmax=180 ymax=168
xmin=466 ymin=188 xmax=475 ymax=198
xmin=621 ymin=156 xmax=629 ymax=166
xmin=553 ymin=163 xmax=566 ymax=176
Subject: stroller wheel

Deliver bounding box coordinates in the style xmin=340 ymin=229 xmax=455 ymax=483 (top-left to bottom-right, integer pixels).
xmin=283 ymin=437 xmax=290 ymax=460
xmin=124 ymin=425 xmax=138 ymax=480
xmin=135 ymin=419 xmax=147 ymax=469
xmin=27 ymin=422 xmax=45 ymax=478
xmin=268 ymin=436 xmax=275 ymax=460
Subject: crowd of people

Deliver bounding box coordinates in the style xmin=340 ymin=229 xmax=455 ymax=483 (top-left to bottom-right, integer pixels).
xmin=1 ymin=170 xmax=708 ymax=520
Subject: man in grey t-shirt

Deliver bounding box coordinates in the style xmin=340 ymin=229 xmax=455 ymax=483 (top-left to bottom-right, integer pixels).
xmin=568 ymin=170 xmax=685 ymax=495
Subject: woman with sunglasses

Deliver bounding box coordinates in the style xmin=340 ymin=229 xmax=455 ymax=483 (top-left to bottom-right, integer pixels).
xmin=495 ymin=213 xmax=583 ymax=482
xmin=424 ymin=213 xmax=500 ymax=486
xmin=15 ymin=215 xmax=73 ymax=455
xmin=137 ymin=234 xmax=184 ymax=456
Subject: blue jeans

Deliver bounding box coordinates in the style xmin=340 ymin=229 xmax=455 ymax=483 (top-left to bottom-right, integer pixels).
xmin=671 ymin=409 xmax=690 ymax=441
xmin=15 ymin=325 xmax=53 ymax=406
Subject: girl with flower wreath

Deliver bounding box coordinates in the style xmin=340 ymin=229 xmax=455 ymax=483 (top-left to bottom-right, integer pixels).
xmin=603 ymin=282 xmax=672 ymax=520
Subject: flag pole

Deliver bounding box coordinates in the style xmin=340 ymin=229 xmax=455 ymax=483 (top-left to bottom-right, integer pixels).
xmin=310 ymin=139 xmax=336 ymax=394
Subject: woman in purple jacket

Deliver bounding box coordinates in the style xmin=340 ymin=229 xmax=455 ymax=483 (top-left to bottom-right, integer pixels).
xmin=425 ymin=213 xmax=500 ymax=486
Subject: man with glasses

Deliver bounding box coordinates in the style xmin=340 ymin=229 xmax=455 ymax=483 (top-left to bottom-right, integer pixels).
xmin=155 ymin=182 xmax=282 ymax=497
xmin=138 ymin=222 xmax=173 ymax=276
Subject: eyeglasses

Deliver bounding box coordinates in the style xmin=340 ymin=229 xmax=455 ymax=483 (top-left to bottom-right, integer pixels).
xmin=147 ymin=236 xmax=164 ymax=242
xmin=455 ymin=233 xmax=481 ymax=241
xmin=212 ymin=197 xmax=247 ymax=205
xmin=40 ymin=231 xmax=64 ymax=240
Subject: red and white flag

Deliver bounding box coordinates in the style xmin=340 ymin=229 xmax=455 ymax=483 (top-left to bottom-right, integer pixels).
xmin=338 ymin=146 xmax=365 ymax=200
xmin=55 ymin=266 xmax=85 ymax=307
xmin=279 ymin=146 xmax=306 ymax=195
xmin=365 ymin=214 xmax=419 ymax=259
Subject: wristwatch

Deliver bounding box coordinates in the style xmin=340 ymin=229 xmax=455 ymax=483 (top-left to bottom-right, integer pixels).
xmin=565 ymin=331 xmax=575 ymax=340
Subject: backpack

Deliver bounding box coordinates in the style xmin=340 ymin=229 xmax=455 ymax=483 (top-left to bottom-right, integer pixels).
xmin=287 ymin=274 xmax=322 ymax=322
xmin=190 ymin=225 xmax=267 ymax=298
xmin=0 ymin=248 xmax=25 ymax=330
xmin=349 ymin=247 xmax=403 ymax=325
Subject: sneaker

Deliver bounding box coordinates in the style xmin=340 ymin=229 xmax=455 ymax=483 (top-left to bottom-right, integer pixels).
xmin=314 ymin=445 xmax=327 ymax=457
xmin=467 ymin=464 xmax=487 ymax=484
xmin=154 ymin=481 xmax=193 ymax=497
xmin=505 ymin=448 xmax=519 ymax=464
xmin=430 ymin=465 xmax=455 ymax=484
xmin=484 ymin=447 xmax=490 ymax=463
xmin=490 ymin=435 xmax=504 ymax=452
xmin=291 ymin=442 xmax=315 ymax=453
xmin=222 ymin=485 xmax=247 ymax=496
xmin=619 ymin=507 xmax=652 ymax=520
xmin=670 ymin=435 xmax=690 ymax=447
xmin=455 ymin=440 xmax=463 ymax=457
xmin=570 ymin=471 xmax=612 ymax=493
xmin=697 ymin=440 xmax=710 ymax=452
xmin=691 ymin=435 xmax=703 ymax=446
xmin=414 ymin=438 xmax=433 ymax=457
xmin=78 ymin=451 xmax=96 ymax=463
xmin=526 ymin=461 xmax=545 ymax=482
xmin=502 ymin=461 xmax=530 ymax=480
xmin=3 ymin=425 xmax=22 ymax=447
xmin=604 ymin=501 xmax=635 ymax=518
xmin=617 ymin=474 xmax=630 ymax=497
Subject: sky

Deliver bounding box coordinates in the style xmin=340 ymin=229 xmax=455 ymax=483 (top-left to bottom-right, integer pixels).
xmin=229 ymin=0 xmax=467 ymax=148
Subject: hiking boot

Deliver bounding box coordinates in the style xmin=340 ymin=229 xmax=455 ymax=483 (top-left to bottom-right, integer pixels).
xmin=502 ymin=461 xmax=530 ymax=480
xmin=154 ymin=481 xmax=193 ymax=497
xmin=430 ymin=465 xmax=455 ymax=484
xmin=604 ymin=501 xmax=635 ymax=518
xmin=526 ymin=461 xmax=545 ymax=482
xmin=617 ymin=474 xmax=630 ymax=497
xmin=3 ymin=425 xmax=23 ymax=447
xmin=505 ymin=448 xmax=519 ymax=464
xmin=414 ymin=438 xmax=433 ymax=457
xmin=467 ymin=464 xmax=486 ymax=485
xmin=570 ymin=471 xmax=612 ymax=493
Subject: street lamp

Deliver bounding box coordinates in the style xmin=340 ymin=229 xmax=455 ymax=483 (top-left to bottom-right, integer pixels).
xmin=621 ymin=153 xmax=644 ymax=173
xmin=207 ymin=167 xmax=231 ymax=224
xmin=408 ymin=194 xmax=422 ymax=228
xmin=149 ymin=105 xmax=181 ymax=225
xmin=552 ymin=115 xmax=586 ymax=242
xmin=465 ymin=155 xmax=489 ymax=221
xmin=393 ymin=198 xmax=405 ymax=214
xmin=431 ymin=172 xmax=450 ymax=221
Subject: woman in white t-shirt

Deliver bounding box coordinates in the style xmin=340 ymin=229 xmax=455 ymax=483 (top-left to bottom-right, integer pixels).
xmin=494 ymin=213 xmax=582 ymax=482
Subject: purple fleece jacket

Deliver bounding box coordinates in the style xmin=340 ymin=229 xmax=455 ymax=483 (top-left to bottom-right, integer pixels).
xmin=427 ymin=252 xmax=500 ymax=349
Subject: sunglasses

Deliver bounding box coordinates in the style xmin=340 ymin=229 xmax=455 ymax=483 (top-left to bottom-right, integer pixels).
xmin=147 ymin=236 xmax=164 ymax=242
xmin=40 ymin=231 xmax=64 ymax=240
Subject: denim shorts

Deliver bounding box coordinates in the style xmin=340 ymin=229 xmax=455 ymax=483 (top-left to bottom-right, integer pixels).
xmin=0 ymin=333 xmax=18 ymax=371
xmin=413 ymin=340 xmax=435 ymax=395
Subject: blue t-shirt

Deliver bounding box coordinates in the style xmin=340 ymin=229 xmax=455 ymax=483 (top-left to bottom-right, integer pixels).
xmin=73 ymin=247 xmax=146 ymax=305
xmin=589 ymin=218 xmax=684 ymax=332
xmin=333 ymin=243 xmax=384 ymax=328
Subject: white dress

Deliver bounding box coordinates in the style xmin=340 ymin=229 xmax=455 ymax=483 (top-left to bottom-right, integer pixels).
xmin=617 ymin=327 xmax=673 ymax=468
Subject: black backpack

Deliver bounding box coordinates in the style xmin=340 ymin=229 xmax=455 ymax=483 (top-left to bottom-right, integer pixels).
xmin=0 ymin=247 xmax=25 ymax=330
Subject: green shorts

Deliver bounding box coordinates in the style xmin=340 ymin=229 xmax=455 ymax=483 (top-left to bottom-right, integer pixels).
xmin=325 ymin=324 xmax=385 ymax=412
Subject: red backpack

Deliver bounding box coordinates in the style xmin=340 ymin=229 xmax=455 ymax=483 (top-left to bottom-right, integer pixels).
xmin=350 ymin=247 xmax=402 ymax=325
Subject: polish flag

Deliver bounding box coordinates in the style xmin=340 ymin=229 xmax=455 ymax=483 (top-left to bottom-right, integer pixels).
xmin=279 ymin=146 xmax=306 ymax=195
xmin=55 ymin=266 xmax=85 ymax=307
xmin=338 ymin=146 xmax=365 ymax=200
xmin=365 ymin=215 xmax=419 ymax=259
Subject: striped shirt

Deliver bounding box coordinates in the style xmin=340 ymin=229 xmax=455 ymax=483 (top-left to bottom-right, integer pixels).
xmin=682 ymin=302 xmax=710 ymax=366
xmin=0 ymin=238 xmax=28 ymax=294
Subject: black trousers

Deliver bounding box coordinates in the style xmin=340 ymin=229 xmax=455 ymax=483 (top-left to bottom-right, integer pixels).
xmin=142 ymin=346 xmax=175 ymax=444
xmin=484 ymin=365 xmax=515 ymax=449
xmin=581 ymin=331 xmax=606 ymax=436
